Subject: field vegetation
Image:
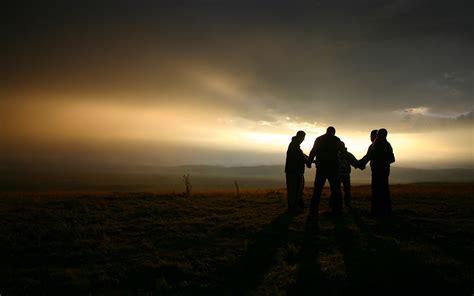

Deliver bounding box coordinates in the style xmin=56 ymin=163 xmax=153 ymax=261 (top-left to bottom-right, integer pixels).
xmin=1 ymin=183 xmax=473 ymax=295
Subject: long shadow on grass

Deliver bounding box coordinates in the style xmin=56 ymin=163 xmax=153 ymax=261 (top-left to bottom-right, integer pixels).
xmin=334 ymin=209 xmax=458 ymax=295
xmin=214 ymin=212 xmax=295 ymax=295
xmin=288 ymin=216 xmax=323 ymax=295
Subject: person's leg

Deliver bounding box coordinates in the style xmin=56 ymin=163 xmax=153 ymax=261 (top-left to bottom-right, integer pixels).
xmin=342 ymin=175 xmax=352 ymax=208
xmin=372 ymin=173 xmax=383 ymax=217
xmin=328 ymin=171 xmax=342 ymax=214
xmin=310 ymin=169 xmax=325 ymax=215
xmin=286 ymin=173 xmax=297 ymax=212
xmin=386 ymin=174 xmax=392 ymax=215
xmin=296 ymin=174 xmax=305 ymax=211
xmin=371 ymin=172 xmax=377 ymax=216
xmin=335 ymin=175 xmax=343 ymax=209
xmin=381 ymin=173 xmax=391 ymax=216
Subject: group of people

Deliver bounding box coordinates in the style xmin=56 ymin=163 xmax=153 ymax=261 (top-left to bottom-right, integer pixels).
xmin=285 ymin=126 xmax=395 ymax=218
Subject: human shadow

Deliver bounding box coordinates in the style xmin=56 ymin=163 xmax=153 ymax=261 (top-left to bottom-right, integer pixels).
xmin=288 ymin=216 xmax=322 ymax=295
xmin=214 ymin=212 xmax=296 ymax=295
xmin=333 ymin=212 xmax=372 ymax=294
xmin=333 ymin=209 xmax=458 ymax=295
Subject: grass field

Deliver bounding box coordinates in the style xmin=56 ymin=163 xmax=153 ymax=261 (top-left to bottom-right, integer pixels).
xmin=1 ymin=183 xmax=473 ymax=295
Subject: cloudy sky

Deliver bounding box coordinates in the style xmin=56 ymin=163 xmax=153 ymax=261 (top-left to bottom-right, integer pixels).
xmin=2 ymin=0 xmax=473 ymax=169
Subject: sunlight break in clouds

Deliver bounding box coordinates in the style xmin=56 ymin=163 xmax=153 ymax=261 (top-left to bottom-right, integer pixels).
xmin=1 ymin=96 xmax=473 ymax=168
xmin=402 ymin=106 xmax=429 ymax=115
xmin=2 ymin=0 xmax=473 ymax=169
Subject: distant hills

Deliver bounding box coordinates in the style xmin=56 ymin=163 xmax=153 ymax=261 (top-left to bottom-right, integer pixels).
xmin=154 ymin=164 xmax=474 ymax=185
xmin=1 ymin=164 xmax=472 ymax=191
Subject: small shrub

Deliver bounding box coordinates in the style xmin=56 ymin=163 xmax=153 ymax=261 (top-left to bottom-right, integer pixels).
xmin=182 ymin=174 xmax=192 ymax=197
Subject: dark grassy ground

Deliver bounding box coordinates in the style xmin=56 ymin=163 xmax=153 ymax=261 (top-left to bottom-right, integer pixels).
xmin=1 ymin=183 xmax=473 ymax=295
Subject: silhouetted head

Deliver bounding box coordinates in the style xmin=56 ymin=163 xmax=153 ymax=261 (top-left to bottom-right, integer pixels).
xmin=326 ymin=126 xmax=336 ymax=135
xmin=294 ymin=130 xmax=306 ymax=144
xmin=377 ymin=128 xmax=388 ymax=139
xmin=370 ymin=129 xmax=378 ymax=142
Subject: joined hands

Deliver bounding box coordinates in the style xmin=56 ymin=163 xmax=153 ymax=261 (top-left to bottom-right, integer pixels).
xmin=356 ymin=160 xmax=366 ymax=170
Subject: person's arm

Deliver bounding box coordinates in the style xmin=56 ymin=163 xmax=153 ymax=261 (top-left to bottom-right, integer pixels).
xmin=388 ymin=143 xmax=395 ymax=164
xmin=343 ymin=151 xmax=359 ymax=168
xmin=307 ymin=139 xmax=318 ymax=168
xmin=300 ymin=149 xmax=309 ymax=163
xmin=358 ymin=145 xmax=373 ymax=168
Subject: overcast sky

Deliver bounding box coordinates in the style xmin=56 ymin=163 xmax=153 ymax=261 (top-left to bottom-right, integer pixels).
xmin=2 ymin=0 xmax=473 ymax=169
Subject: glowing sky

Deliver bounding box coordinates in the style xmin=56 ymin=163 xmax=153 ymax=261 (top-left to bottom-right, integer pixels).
xmin=2 ymin=0 xmax=473 ymax=169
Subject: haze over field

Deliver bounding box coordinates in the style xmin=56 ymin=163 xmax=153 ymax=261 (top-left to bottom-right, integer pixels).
xmin=2 ymin=164 xmax=473 ymax=192
xmin=2 ymin=0 xmax=473 ymax=178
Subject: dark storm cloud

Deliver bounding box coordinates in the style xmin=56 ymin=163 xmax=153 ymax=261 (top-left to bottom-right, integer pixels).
xmin=3 ymin=0 xmax=473 ymax=128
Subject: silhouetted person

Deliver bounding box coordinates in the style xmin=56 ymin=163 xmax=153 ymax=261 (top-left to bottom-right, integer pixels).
xmin=360 ymin=128 xmax=395 ymax=217
xmin=368 ymin=129 xmax=378 ymax=169
xmin=363 ymin=129 xmax=378 ymax=214
xmin=307 ymin=126 xmax=343 ymax=216
xmin=285 ymin=130 xmax=308 ymax=213
xmin=337 ymin=142 xmax=359 ymax=209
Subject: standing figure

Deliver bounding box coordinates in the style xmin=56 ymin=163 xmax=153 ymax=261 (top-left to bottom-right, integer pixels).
xmin=285 ymin=131 xmax=308 ymax=213
xmin=337 ymin=142 xmax=359 ymax=209
xmin=307 ymin=126 xmax=343 ymax=216
xmin=365 ymin=129 xmax=378 ymax=215
xmin=360 ymin=128 xmax=395 ymax=217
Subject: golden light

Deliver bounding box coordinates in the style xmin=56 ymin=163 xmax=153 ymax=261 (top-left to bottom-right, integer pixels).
xmin=2 ymin=95 xmax=472 ymax=167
